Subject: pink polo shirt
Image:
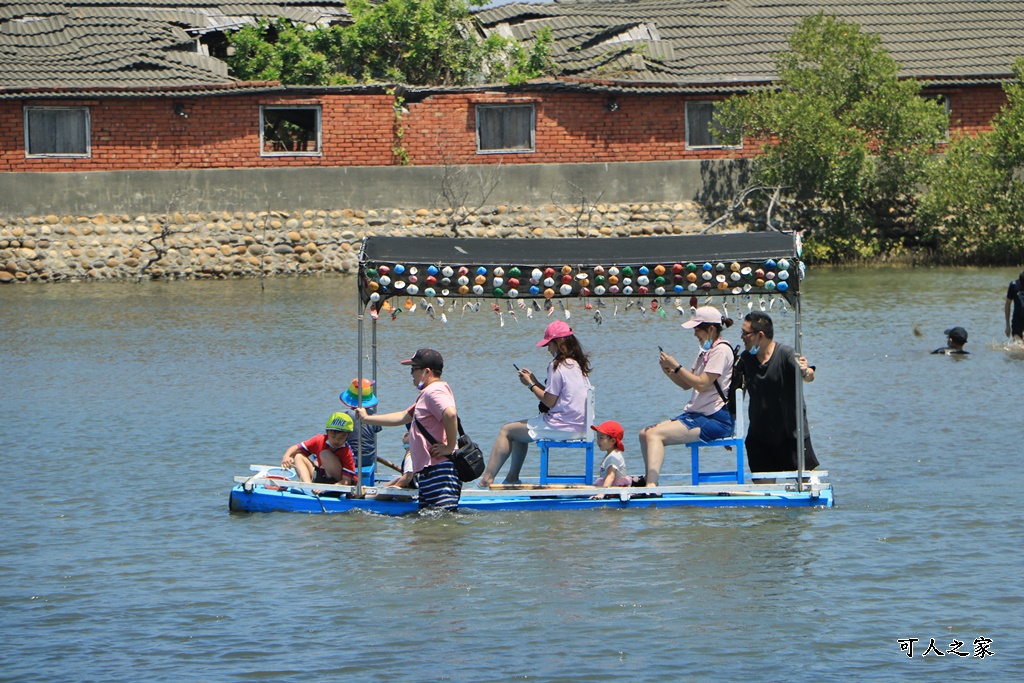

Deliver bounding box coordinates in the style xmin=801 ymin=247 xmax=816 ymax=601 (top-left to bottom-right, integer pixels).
xmin=407 ymin=380 xmax=456 ymax=473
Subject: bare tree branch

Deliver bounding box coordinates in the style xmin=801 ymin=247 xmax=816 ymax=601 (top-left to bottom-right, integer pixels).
xmin=138 ymin=186 xmax=189 ymax=279
xmin=434 ymin=136 xmax=502 ymax=237
xmin=550 ymin=181 xmax=604 ymax=238
xmin=702 ymin=184 xmax=787 ymax=234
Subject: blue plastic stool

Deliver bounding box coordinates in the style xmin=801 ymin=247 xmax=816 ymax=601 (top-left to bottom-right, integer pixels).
xmin=688 ymin=437 xmax=745 ymax=485
xmin=538 ymin=439 xmax=595 ymax=484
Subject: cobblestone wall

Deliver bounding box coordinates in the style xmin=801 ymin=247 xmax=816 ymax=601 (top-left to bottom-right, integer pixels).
xmin=0 ymin=202 xmax=715 ymax=283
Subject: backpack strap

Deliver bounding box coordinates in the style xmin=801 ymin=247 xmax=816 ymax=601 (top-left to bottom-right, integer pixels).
xmin=710 ymin=339 xmax=735 ymax=403
xmin=413 ymin=415 xmax=466 ymax=445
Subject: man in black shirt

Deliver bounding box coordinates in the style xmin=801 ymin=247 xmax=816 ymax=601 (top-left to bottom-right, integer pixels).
xmin=1006 ymin=271 xmax=1024 ymax=342
xmin=738 ymin=312 xmax=819 ymax=478
xmin=931 ymin=327 xmax=969 ymax=355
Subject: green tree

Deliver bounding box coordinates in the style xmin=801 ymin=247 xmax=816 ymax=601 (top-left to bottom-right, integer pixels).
xmin=483 ymin=27 xmax=555 ymax=86
xmin=715 ymin=13 xmax=947 ymax=262
xmin=331 ymin=0 xmax=482 ymax=85
xmin=227 ymin=18 xmax=336 ymax=84
xmin=917 ymin=58 xmax=1024 ymax=264
xmin=226 ymin=1 xmax=554 ymax=86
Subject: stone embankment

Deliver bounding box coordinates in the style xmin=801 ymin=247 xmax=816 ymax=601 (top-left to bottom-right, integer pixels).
xmin=0 ymin=202 xmax=714 ymax=283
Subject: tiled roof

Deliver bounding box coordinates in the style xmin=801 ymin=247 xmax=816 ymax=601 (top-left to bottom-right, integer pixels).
xmin=475 ymin=0 xmax=1024 ymax=84
xmin=0 ymin=2 xmax=352 ymax=91
xmin=4 ymin=1 xmax=1023 ymax=95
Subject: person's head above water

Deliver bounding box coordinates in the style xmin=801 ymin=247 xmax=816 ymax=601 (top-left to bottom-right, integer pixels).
xmin=945 ymin=326 xmax=968 ymax=347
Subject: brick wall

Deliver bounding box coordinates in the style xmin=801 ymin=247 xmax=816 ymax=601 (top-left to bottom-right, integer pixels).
xmin=935 ymin=86 xmax=1008 ymax=135
xmin=0 ymin=94 xmax=397 ymax=172
xmin=0 ymin=86 xmax=1009 ymax=172
xmin=398 ymin=92 xmax=762 ymax=165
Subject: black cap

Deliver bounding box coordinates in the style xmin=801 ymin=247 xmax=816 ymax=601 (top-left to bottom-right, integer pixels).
xmin=400 ymin=348 xmax=444 ymax=372
xmin=944 ymin=326 xmax=968 ymax=343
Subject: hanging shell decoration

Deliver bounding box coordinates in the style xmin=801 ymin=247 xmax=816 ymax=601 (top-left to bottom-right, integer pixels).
xmin=362 ymin=258 xmax=796 ymax=303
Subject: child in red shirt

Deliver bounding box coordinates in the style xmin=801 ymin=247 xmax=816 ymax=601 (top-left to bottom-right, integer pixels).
xmin=281 ymin=412 xmax=356 ymax=489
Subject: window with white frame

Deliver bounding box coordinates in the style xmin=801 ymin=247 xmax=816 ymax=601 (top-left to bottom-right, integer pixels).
xmin=476 ymin=104 xmax=535 ymax=153
xmin=25 ymin=106 xmax=90 ymax=157
xmin=261 ymin=106 xmax=321 ymax=155
xmin=685 ymin=101 xmax=738 ymax=149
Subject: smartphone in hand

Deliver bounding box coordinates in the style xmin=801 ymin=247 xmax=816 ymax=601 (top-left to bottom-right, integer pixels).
xmin=513 ymin=363 xmax=521 ymax=371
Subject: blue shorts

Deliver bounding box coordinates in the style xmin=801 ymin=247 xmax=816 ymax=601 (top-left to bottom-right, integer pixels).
xmin=674 ymin=407 xmax=734 ymax=442
xmin=417 ymin=461 xmax=461 ymax=511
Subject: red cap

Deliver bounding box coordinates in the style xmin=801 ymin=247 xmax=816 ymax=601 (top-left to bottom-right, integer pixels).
xmin=591 ymin=420 xmax=625 ymax=451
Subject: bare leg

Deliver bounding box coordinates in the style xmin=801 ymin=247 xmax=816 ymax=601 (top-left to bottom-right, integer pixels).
xmin=503 ymin=440 xmax=531 ymax=483
xmin=479 ymin=420 xmax=531 ymax=487
xmin=319 ymin=451 xmax=343 ymax=482
xmin=293 ymin=456 xmax=316 ymax=484
xmin=638 ymin=419 xmax=700 ymax=486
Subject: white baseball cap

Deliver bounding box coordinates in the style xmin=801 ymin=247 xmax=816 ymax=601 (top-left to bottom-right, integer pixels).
xmin=681 ymin=306 xmax=723 ymax=328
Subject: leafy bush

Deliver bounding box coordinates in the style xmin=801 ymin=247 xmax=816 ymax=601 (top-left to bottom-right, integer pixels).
xmin=715 ymin=13 xmax=947 ymax=258
xmin=918 ymin=58 xmax=1024 ymax=264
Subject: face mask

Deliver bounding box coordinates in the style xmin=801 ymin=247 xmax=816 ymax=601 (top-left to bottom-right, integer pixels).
xmin=416 ymin=381 xmax=425 ymax=390
xmin=749 ymin=345 xmax=760 ymax=355
xmin=700 ymin=339 xmax=713 ymax=351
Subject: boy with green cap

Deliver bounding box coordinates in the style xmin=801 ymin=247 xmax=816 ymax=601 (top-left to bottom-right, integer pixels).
xmin=281 ymin=412 xmax=357 ymax=489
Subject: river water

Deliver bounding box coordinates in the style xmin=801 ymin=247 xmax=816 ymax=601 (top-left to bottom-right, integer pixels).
xmin=2 ymin=267 xmax=1022 ymax=682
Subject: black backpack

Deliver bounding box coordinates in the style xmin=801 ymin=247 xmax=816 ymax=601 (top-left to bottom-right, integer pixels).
xmin=712 ymin=343 xmax=744 ymax=418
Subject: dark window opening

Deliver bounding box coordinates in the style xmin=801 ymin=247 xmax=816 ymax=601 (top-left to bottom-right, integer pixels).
xmin=261 ymin=107 xmax=321 ymax=155
xmin=685 ymin=101 xmax=738 ymax=149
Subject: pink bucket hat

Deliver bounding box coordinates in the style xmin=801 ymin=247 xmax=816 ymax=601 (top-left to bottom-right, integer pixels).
xmin=682 ymin=306 xmax=723 ymax=328
xmin=537 ymin=320 xmax=574 ymax=347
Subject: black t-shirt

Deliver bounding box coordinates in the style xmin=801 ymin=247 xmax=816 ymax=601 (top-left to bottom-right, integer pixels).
xmin=931 ymin=347 xmax=969 ymax=355
xmin=739 ymin=343 xmax=819 ymax=471
xmin=1008 ymin=280 xmax=1024 ymax=330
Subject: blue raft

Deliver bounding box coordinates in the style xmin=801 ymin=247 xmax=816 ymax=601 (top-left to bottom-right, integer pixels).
xmin=229 ymin=469 xmax=834 ymax=515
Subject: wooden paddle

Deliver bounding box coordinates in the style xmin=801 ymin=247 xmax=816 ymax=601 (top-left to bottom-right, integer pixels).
xmin=376 ymin=455 xmax=404 ymax=474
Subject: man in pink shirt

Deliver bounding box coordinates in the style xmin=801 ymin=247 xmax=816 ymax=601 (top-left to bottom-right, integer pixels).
xmin=355 ymin=348 xmax=461 ymax=510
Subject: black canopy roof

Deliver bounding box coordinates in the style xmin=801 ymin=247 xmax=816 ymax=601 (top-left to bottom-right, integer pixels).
xmin=360 ymin=233 xmax=798 ymax=267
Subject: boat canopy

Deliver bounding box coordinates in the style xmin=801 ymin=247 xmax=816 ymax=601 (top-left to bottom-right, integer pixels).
xmin=353 ymin=231 xmax=811 ymax=494
xmin=358 ymin=233 xmax=801 ymax=305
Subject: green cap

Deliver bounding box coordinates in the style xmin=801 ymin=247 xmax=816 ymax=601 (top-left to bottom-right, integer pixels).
xmin=326 ymin=412 xmax=354 ymax=432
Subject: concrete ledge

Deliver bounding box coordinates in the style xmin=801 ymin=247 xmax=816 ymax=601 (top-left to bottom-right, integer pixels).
xmin=0 ymin=160 xmax=750 ymax=216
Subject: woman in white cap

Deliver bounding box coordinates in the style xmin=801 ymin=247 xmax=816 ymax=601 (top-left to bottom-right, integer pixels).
xmin=479 ymin=320 xmax=592 ymax=488
xmin=639 ymin=306 xmax=735 ymax=486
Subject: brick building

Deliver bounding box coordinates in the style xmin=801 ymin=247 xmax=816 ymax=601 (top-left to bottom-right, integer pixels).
xmin=1 ymin=1 xmax=1022 ymax=174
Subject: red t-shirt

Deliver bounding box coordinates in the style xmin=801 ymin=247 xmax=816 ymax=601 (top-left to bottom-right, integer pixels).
xmin=299 ymin=434 xmax=356 ymax=477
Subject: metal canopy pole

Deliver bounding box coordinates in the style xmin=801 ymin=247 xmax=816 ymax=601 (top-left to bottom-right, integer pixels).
xmin=355 ymin=282 xmax=365 ymax=498
xmin=370 ymin=306 xmax=378 ymax=485
xmin=372 ymin=313 xmax=378 ymax=389
xmin=794 ymin=289 xmax=805 ymax=493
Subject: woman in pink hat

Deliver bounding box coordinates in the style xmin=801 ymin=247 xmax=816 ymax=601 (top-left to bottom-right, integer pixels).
xmin=639 ymin=306 xmax=735 ymax=486
xmin=479 ymin=320 xmax=593 ymax=487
